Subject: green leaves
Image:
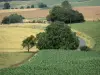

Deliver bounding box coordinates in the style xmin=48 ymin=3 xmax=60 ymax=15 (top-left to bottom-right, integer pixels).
xmin=22 ymin=35 xmax=36 ymax=52
xmin=36 ymin=21 xmax=79 ymax=50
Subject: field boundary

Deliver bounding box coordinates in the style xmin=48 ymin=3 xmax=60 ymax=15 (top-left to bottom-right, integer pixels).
xmin=72 ymin=29 xmax=95 ymax=48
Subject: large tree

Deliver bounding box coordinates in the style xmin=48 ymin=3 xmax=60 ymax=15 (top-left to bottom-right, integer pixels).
xmin=36 ymin=21 xmax=79 ymax=50
xmin=22 ymin=35 xmax=36 ymax=52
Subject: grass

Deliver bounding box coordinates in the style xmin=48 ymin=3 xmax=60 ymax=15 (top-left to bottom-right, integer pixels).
xmin=71 ymin=21 xmax=100 ymax=51
xmin=0 ymin=50 xmax=100 ymax=75
xmin=0 ymin=52 xmax=33 ymax=69
xmin=0 ymin=23 xmax=47 ymax=68
xmin=0 ymin=23 xmax=46 ymax=50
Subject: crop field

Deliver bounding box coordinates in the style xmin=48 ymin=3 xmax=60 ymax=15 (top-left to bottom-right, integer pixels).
xmin=0 ymin=50 xmax=100 ymax=75
xmin=0 ymin=6 xmax=100 ymax=23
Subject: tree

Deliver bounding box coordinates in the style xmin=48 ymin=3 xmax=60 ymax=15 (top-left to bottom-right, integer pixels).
xmin=2 ymin=14 xmax=25 ymax=24
xmin=3 ymin=2 xmax=10 ymax=9
xmin=31 ymin=4 xmax=34 ymax=8
xmin=22 ymin=35 xmax=36 ymax=52
xmin=20 ymin=6 xmax=24 ymax=9
xmin=27 ymin=6 xmax=30 ymax=8
xmin=38 ymin=3 xmax=47 ymax=8
xmin=36 ymin=21 xmax=79 ymax=50
xmin=46 ymin=1 xmax=85 ymax=24
xmin=61 ymin=0 xmax=72 ymax=9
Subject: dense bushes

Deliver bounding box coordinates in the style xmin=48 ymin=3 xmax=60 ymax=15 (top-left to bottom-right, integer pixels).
xmin=80 ymin=46 xmax=91 ymax=51
xmin=2 ymin=14 xmax=25 ymax=24
xmin=36 ymin=21 xmax=79 ymax=50
xmin=46 ymin=1 xmax=85 ymax=24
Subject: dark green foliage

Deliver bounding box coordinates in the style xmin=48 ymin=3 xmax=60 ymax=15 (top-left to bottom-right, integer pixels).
xmin=3 ymin=2 xmax=10 ymax=9
xmin=80 ymin=46 xmax=91 ymax=51
xmin=31 ymin=4 xmax=34 ymax=8
xmin=20 ymin=6 xmax=24 ymax=9
xmin=27 ymin=6 xmax=30 ymax=8
xmin=46 ymin=1 xmax=85 ymax=24
xmin=38 ymin=3 xmax=47 ymax=8
xmin=36 ymin=21 xmax=79 ymax=50
xmin=2 ymin=14 xmax=25 ymax=24
xmin=22 ymin=35 xmax=36 ymax=52
xmin=61 ymin=0 xmax=72 ymax=9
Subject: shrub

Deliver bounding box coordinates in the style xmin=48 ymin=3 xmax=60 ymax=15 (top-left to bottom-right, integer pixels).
xmin=36 ymin=21 xmax=79 ymax=50
xmin=80 ymin=46 xmax=91 ymax=51
xmin=2 ymin=14 xmax=25 ymax=24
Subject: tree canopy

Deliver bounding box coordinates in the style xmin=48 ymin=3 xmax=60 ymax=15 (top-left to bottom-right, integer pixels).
xmin=2 ymin=14 xmax=25 ymax=24
xmin=3 ymin=2 xmax=10 ymax=9
xmin=36 ymin=21 xmax=79 ymax=50
xmin=46 ymin=1 xmax=85 ymax=24
xmin=22 ymin=35 xmax=36 ymax=52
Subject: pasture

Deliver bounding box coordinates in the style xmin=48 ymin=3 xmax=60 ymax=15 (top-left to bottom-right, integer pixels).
xmin=0 ymin=50 xmax=100 ymax=75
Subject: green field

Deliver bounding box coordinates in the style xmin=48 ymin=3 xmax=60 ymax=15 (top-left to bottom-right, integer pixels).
xmin=0 ymin=0 xmax=100 ymax=9
xmin=71 ymin=21 xmax=100 ymax=51
xmin=0 ymin=21 xmax=100 ymax=74
xmin=0 ymin=50 xmax=100 ymax=75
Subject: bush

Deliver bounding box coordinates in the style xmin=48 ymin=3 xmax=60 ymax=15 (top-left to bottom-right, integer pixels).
xmin=2 ymin=14 xmax=25 ymax=24
xmin=80 ymin=46 xmax=91 ymax=51
xmin=3 ymin=2 xmax=10 ymax=9
xmin=36 ymin=21 xmax=79 ymax=50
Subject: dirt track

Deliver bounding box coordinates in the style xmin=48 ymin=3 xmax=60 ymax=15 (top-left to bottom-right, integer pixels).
xmin=0 ymin=6 xmax=100 ymax=22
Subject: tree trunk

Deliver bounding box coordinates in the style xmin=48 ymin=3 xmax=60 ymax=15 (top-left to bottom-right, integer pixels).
xmin=28 ymin=45 xmax=30 ymax=52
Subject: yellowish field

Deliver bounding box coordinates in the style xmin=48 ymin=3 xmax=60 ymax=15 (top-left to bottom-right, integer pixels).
xmin=0 ymin=23 xmax=47 ymax=52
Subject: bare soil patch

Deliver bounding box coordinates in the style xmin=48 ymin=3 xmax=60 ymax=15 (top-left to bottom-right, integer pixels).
xmin=0 ymin=6 xmax=100 ymax=22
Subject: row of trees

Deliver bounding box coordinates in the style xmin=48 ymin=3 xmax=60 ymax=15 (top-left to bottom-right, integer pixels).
xmin=3 ymin=2 xmax=48 ymax=9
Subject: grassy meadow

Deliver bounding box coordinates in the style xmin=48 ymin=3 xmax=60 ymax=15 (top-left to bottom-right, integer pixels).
xmin=71 ymin=21 xmax=100 ymax=51
xmin=0 ymin=50 xmax=100 ymax=75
